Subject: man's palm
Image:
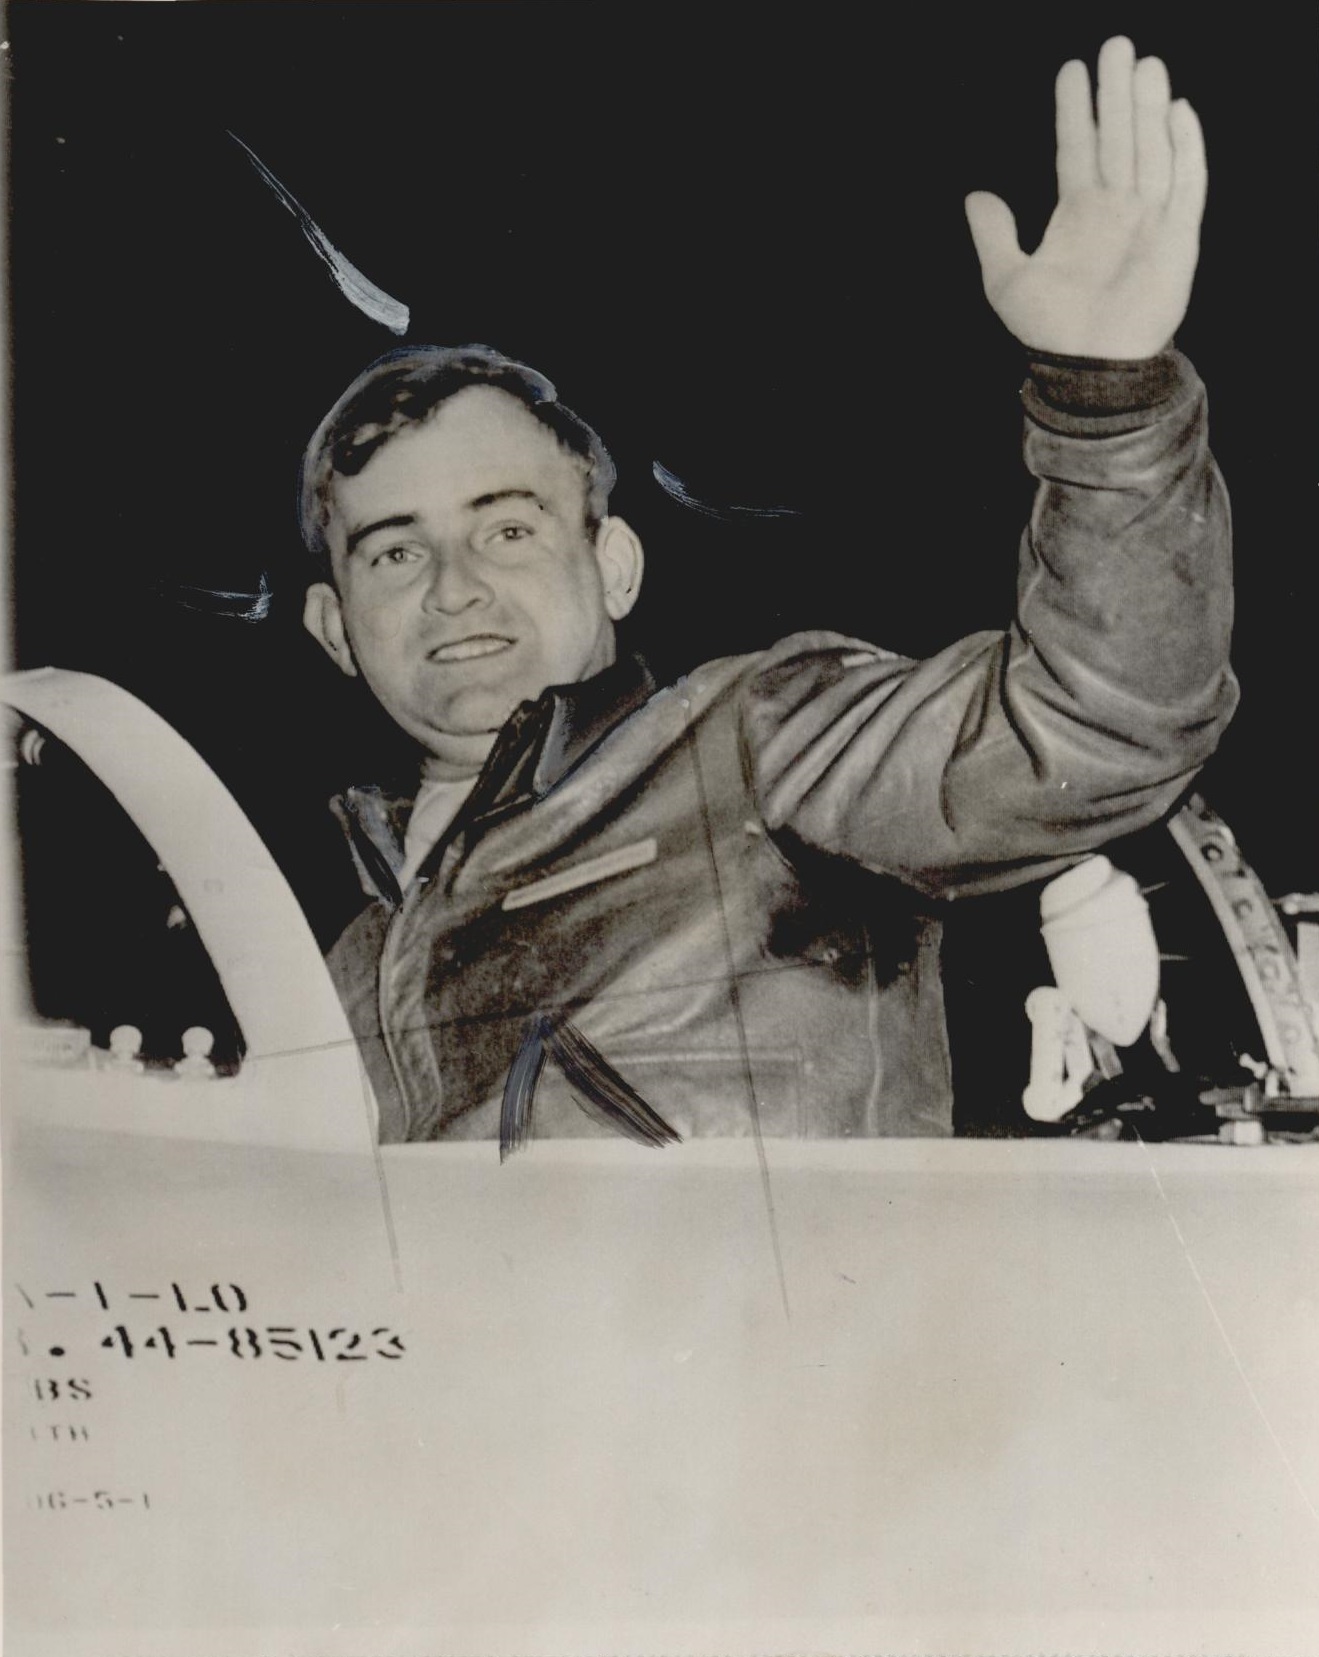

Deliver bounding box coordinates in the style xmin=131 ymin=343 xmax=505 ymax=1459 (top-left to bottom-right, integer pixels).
xmin=966 ymin=38 xmax=1207 ymax=360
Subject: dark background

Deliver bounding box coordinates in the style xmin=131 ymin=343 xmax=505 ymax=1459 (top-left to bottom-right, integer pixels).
xmin=8 ymin=4 xmax=1316 ymax=1117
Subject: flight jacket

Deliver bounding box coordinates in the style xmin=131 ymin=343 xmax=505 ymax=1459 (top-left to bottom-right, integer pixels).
xmin=327 ymin=350 xmax=1237 ymax=1145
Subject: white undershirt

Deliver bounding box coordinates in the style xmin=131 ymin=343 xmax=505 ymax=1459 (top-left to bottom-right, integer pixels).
xmin=397 ymin=776 xmax=477 ymax=888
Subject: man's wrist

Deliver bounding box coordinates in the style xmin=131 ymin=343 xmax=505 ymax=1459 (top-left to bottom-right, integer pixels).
xmin=1025 ymin=348 xmax=1185 ymax=420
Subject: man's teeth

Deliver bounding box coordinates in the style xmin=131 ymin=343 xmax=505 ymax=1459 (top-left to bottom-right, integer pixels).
xmin=430 ymin=637 xmax=511 ymax=662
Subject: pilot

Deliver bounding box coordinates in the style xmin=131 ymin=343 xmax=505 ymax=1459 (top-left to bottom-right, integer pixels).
xmin=299 ymin=38 xmax=1236 ymax=1146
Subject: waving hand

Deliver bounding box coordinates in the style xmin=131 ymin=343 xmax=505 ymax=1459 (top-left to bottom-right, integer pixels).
xmin=965 ymin=36 xmax=1207 ymax=360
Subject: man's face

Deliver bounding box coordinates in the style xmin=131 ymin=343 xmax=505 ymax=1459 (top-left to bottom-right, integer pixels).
xmin=305 ymin=387 xmax=641 ymax=777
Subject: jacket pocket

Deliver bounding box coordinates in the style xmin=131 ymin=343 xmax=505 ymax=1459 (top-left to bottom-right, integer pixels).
xmin=597 ymin=1045 xmax=806 ymax=1138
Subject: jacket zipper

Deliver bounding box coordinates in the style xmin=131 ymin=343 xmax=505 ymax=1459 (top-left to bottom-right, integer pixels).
xmin=374 ymin=828 xmax=471 ymax=1142
xmin=375 ymin=892 xmax=415 ymax=1141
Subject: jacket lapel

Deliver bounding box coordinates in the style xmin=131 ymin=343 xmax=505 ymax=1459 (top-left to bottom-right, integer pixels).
xmin=332 ymin=653 xmax=657 ymax=895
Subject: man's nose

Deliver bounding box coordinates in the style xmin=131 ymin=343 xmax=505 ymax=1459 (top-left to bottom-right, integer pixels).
xmin=421 ymin=547 xmax=494 ymax=614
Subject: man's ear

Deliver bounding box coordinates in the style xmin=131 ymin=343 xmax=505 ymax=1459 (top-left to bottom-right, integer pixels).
xmin=302 ymin=583 xmax=358 ymax=678
xmin=594 ymin=517 xmax=644 ymax=622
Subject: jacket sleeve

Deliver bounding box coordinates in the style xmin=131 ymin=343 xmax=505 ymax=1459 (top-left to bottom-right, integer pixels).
xmin=742 ymin=349 xmax=1238 ymax=899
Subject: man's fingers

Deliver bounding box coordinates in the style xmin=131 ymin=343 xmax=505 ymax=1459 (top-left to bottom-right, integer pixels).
xmin=1096 ymin=34 xmax=1136 ymax=190
xmin=964 ymin=192 xmax=1024 ymax=290
xmin=1168 ymin=98 xmax=1208 ymax=229
xmin=1055 ymin=58 xmax=1098 ymax=196
xmin=1133 ymin=55 xmax=1172 ymax=203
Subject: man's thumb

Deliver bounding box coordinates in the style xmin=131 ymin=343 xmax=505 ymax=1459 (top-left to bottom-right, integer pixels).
xmin=964 ymin=192 xmax=1023 ymax=289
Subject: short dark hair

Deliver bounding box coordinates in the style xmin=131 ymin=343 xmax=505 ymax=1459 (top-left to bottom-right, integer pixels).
xmin=298 ymin=344 xmax=617 ymax=578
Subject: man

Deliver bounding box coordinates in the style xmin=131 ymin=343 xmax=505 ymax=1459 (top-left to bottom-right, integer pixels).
xmin=300 ymin=38 xmax=1235 ymax=1147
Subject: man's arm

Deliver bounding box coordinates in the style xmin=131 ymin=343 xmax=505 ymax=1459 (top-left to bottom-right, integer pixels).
xmin=742 ymin=39 xmax=1236 ymax=899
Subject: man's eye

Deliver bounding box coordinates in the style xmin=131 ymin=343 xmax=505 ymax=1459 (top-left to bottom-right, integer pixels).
xmin=371 ymin=546 xmax=419 ymax=567
xmin=491 ymin=524 xmax=533 ymax=545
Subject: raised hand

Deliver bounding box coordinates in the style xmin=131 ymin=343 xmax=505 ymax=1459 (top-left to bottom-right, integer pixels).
xmin=965 ymin=36 xmax=1207 ymax=360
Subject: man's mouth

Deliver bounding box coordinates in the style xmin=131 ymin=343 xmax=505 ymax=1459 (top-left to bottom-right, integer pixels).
xmin=426 ymin=634 xmax=515 ymax=664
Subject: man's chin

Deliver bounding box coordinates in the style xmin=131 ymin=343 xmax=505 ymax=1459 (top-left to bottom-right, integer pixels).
xmin=396 ymin=684 xmax=538 ymax=772
xmin=415 ymin=725 xmax=501 ymax=779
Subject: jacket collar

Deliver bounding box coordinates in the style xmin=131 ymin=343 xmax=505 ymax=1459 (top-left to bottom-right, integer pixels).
xmin=333 ymin=652 xmax=656 ymax=900
xmin=467 ymin=650 xmax=655 ymax=824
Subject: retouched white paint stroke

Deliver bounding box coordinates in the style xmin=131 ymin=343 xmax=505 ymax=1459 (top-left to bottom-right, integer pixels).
xmin=229 ymin=130 xmax=410 ymax=336
xmin=166 ymin=569 xmax=273 ymax=622
xmin=651 ymin=459 xmax=801 ymax=520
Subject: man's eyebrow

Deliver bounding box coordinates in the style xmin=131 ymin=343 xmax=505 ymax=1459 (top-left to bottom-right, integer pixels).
xmin=467 ymin=489 xmax=546 ymax=512
xmin=343 ymin=492 xmax=546 ymax=554
xmin=344 ymin=514 xmax=418 ymax=555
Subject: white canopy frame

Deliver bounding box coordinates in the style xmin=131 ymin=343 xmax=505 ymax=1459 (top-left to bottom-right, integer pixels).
xmin=3 ymin=667 xmax=378 ymax=1148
